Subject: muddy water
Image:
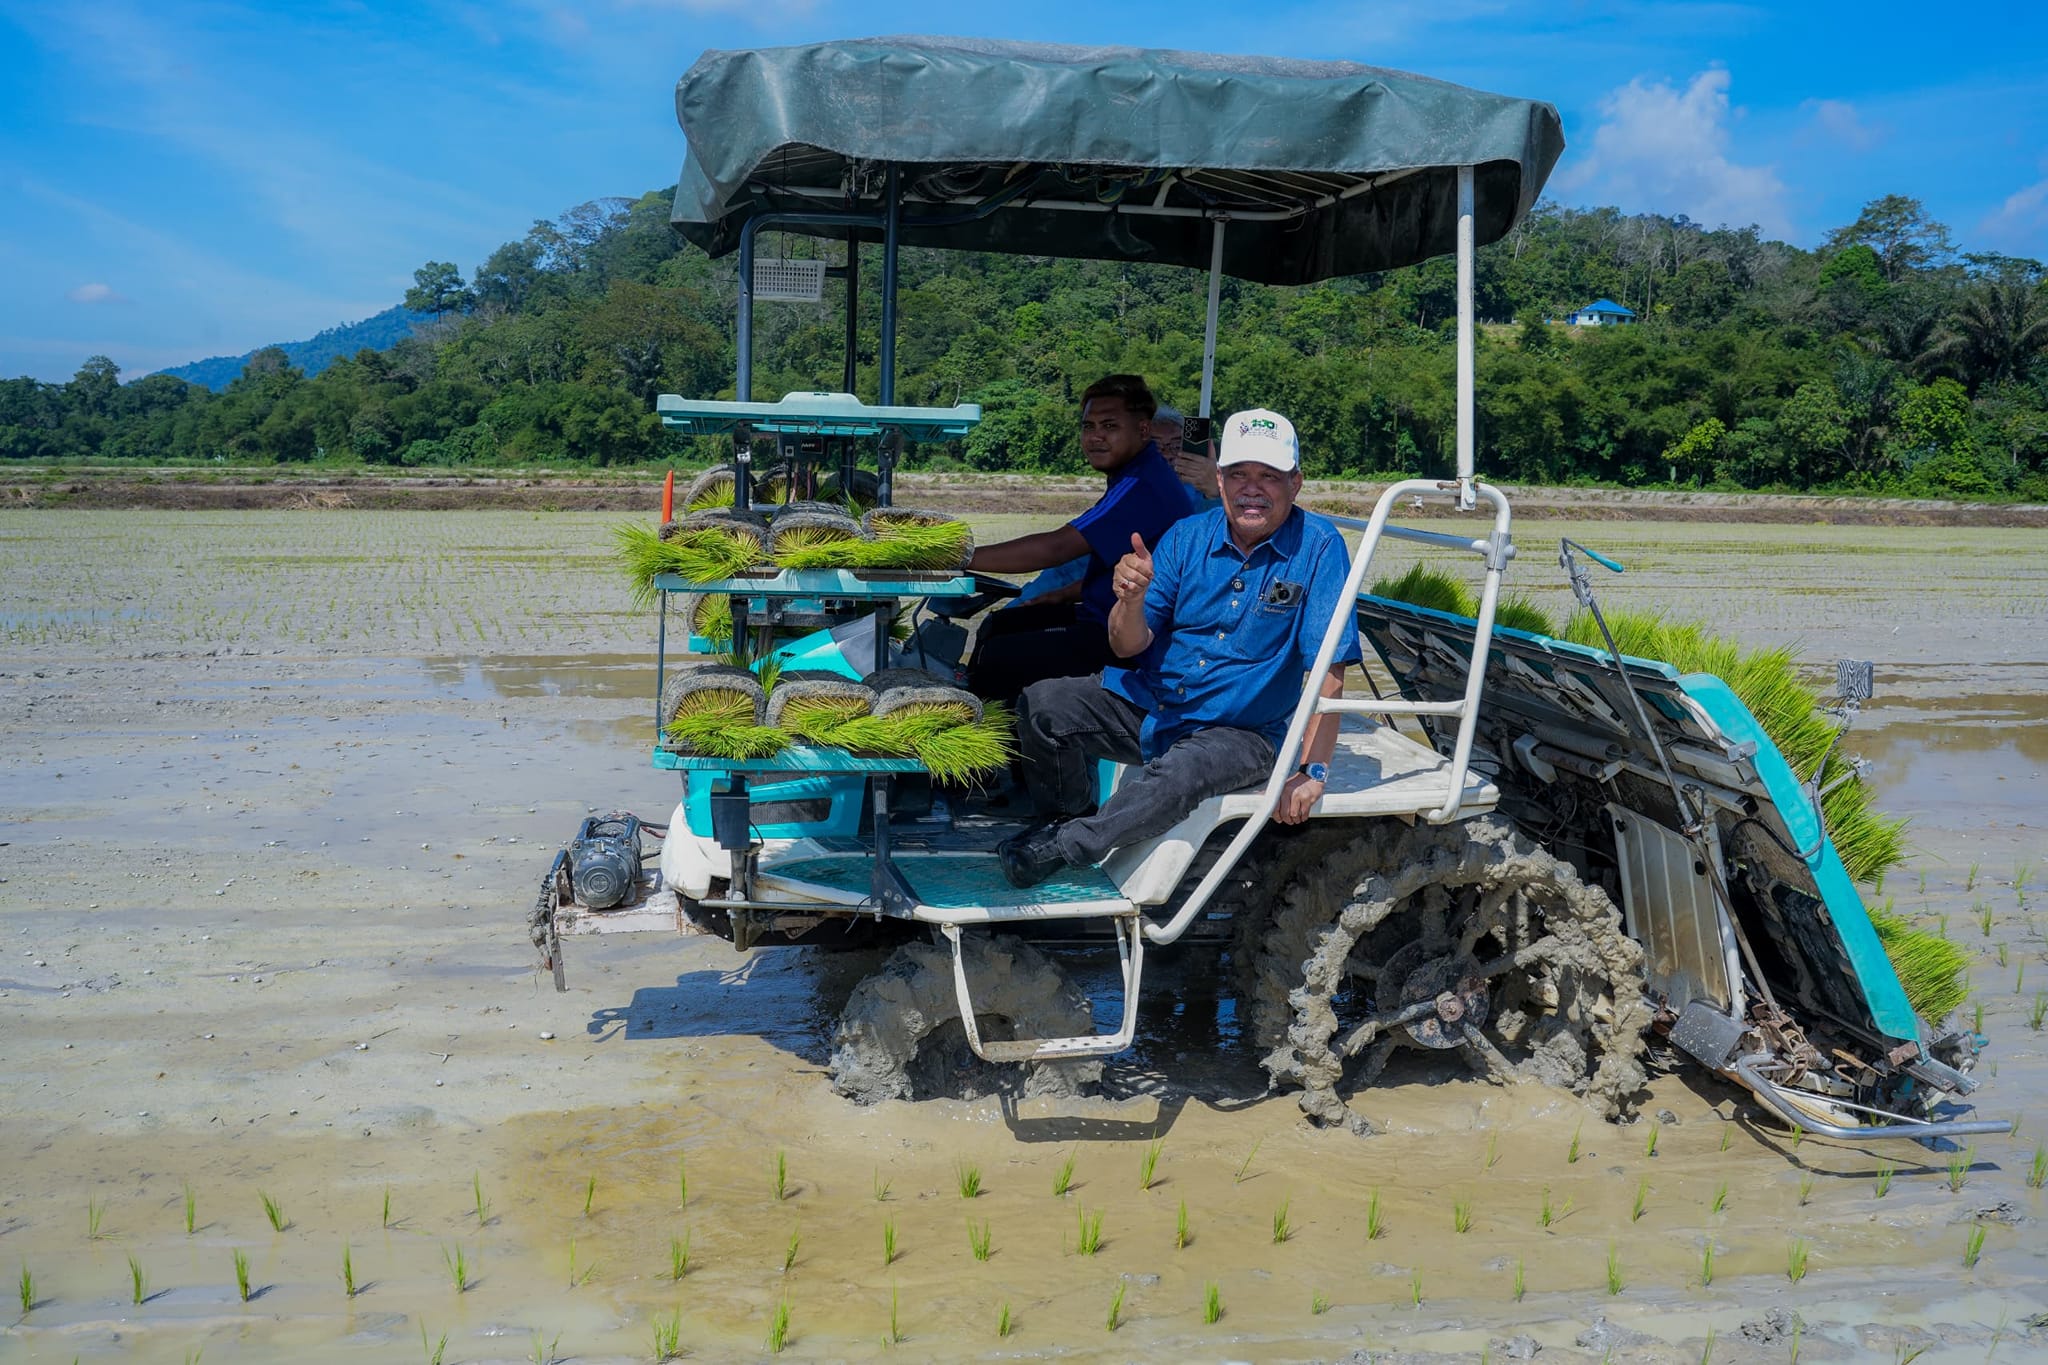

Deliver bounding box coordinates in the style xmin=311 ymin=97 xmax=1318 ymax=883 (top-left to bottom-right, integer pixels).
xmin=1 ymin=511 xmax=2044 ymax=1363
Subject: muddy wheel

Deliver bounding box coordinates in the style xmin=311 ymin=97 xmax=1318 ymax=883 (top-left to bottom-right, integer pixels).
xmin=1220 ymin=823 xmax=1361 ymax=1001
xmin=828 ymin=936 xmax=1102 ymax=1104
xmin=1250 ymin=816 xmax=1651 ymax=1132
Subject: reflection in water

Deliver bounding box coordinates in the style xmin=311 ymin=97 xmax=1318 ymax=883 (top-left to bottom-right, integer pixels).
xmin=416 ymin=652 xmax=657 ymax=702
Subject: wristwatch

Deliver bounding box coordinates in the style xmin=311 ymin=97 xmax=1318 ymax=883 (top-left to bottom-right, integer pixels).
xmin=1296 ymin=762 xmax=1329 ymax=784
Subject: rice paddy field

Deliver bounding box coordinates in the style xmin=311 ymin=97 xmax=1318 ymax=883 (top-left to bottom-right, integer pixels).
xmin=1 ymin=507 xmax=2044 ymax=1363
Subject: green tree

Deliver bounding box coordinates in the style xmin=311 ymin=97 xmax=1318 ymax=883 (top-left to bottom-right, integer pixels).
xmin=1824 ymin=196 xmax=1954 ymax=282
xmin=404 ymin=261 xmax=474 ymax=319
xmin=1663 ymin=416 xmax=1727 ymax=485
xmin=1931 ymin=278 xmax=2048 ymax=390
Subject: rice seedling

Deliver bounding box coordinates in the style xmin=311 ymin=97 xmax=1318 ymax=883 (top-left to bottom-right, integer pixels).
xmin=1974 ymin=999 xmax=1986 ymax=1033
xmin=1645 ymin=1123 xmax=1660 ymax=1157
xmin=1786 ymin=1237 xmax=1809 ymax=1283
xmin=1790 ymin=1124 xmax=1806 ymax=1149
xmin=1979 ymin=902 xmax=1996 ymax=937
xmin=1997 ymin=943 xmax=2010 ymax=967
xmin=17 ymin=1263 xmax=32 ymax=1316
xmin=255 ymin=1189 xmax=286 ymax=1233
xmin=1410 ymin=1268 xmax=1424 ymax=1306
xmin=1106 ymin=1282 xmax=1125 ymax=1331
xmin=127 ymin=1254 xmax=146 ymax=1306
xmin=2030 ymin=993 xmax=2047 ymax=1031
xmin=1367 ymin=1187 xmax=1386 ymax=1239
xmin=1272 ymin=1198 xmax=1292 ymax=1244
xmin=1454 ymin=1196 xmax=1474 ymax=1233
xmin=232 ymin=1249 xmax=250 ymax=1303
xmin=2018 ymin=961 xmax=2028 ymax=994
xmin=1875 ymin=1162 xmax=1895 ymax=1198
xmin=858 ymin=513 xmax=976 ymax=571
xmin=1175 ymin=1198 xmax=1190 ymax=1250
xmin=1076 ymin=1207 xmax=1104 ymax=1256
xmin=1701 ymin=1326 xmax=1717 ymax=1364
xmin=1234 ymin=1136 xmax=1263 ymax=1183
xmin=1700 ymin=1240 xmax=1716 ymax=1287
xmin=1966 ymin=861 xmax=1981 ymax=891
xmin=1052 ymin=1150 xmax=1077 ymax=1197
xmin=421 ymin=1324 xmax=448 ymax=1365
xmin=1374 ymin=564 xmax=1475 ymax=616
xmin=1721 ymin=1123 xmax=1734 ymax=1152
xmin=996 ymin=1300 xmax=1013 ymax=1338
xmin=1203 ymin=1281 xmax=1222 ymax=1325
xmin=1631 ymin=1177 xmax=1649 ymax=1222
xmin=1947 ymin=1144 xmax=1975 ymax=1193
xmin=1798 ymin=1173 xmax=1816 ymax=1206
xmin=1139 ymin=1139 xmax=1163 ymax=1190
xmin=1605 ymin=1241 xmax=1624 ymax=1295
xmin=528 ymin=1330 xmax=561 ymax=1365
xmin=1539 ymin=1186 xmax=1560 ymax=1228
xmin=884 ymin=1285 xmax=901 ymax=1346
xmin=381 ymin=1186 xmax=393 ymax=1230
xmin=767 ymin=1294 xmax=792 ymax=1354
xmin=774 ymin=1150 xmax=789 ymax=1201
xmin=473 ymin=1171 xmax=490 ymax=1227
xmin=183 ymin=1182 xmax=196 ymax=1236
xmin=567 ymin=1237 xmax=593 ymax=1288
xmin=669 ymin=1232 xmax=691 ymax=1280
xmin=1711 ymin=1180 xmax=1729 ymax=1214
xmin=1483 ymin=1129 xmax=1500 ymax=1170
xmin=1894 ymin=1347 xmax=1929 ymax=1365
xmin=1939 ymin=913 xmax=1950 ymax=939
xmin=1512 ymin=1259 xmax=1526 ymax=1302
xmin=2016 ymin=862 xmax=2034 ymax=899
xmin=342 ymin=1242 xmax=356 ymax=1298
xmin=1867 ymin=902 xmax=1971 ymax=1020
xmin=967 ymin=1219 xmax=992 ymax=1262
xmin=881 ymin=1217 xmax=896 ymax=1266
xmin=1567 ymin=1121 xmax=1583 ymax=1164
xmin=582 ymin=1175 xmax=597 ymax=1215
xmin=1312 ymin=1290 xmax=1330 ymax=1315
xmin=444 ymin=1244 xmax=469 ymax=1294
xmin=1963 ymin=1223 xmax=1986 ymax=1269
xmin=956 ymin=1161 xmax=981 ymax=1199
xmin=872 ymin=1167 xmax=891 ymax=1202
xmin=2027 ymin=1145 xmax=2045 ymax=1189
xmin=652 ymin=1309 xmax=683 ymax=1361
xmin=87 ymin=1195 xmax=105 ymax=1240
xmin=782 ymin=1226 xmax=801 ymax=1273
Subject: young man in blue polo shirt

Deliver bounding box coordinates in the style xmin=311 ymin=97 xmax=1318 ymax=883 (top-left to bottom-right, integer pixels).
xmin=1000 ymin=408 xmax=1361 ymax=888
xmin=964 ymin=374 xmax=1193 ymax=702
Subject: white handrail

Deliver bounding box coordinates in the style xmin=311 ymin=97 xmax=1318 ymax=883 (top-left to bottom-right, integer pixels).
xmin=1140 ymin=478 xmax=1513 ymax=946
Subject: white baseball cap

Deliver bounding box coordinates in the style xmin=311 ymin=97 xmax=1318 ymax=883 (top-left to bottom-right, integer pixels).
xmin=1218 ymin=408 xmax=1298 ymax=471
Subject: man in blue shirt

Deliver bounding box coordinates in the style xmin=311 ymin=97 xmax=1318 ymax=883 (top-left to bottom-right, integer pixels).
xmin=965 ymin=375 xmax=1193 ymax=702
xmin=1000 ymin=408 xmax=1361 ymax=888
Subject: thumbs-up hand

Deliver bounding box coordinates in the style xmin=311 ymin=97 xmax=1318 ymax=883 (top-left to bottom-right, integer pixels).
xmin=1113 ymin=532 xmax=1154 ymax=604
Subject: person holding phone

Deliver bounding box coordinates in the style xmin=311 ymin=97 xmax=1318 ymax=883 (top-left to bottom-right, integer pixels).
xmin=999 ymin=408 xmax=1359 ymax=888
xmin=1153 ymin=405 xmax=1219 ymax=507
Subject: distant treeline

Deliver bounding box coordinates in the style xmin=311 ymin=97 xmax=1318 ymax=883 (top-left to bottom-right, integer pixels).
xmin=5 ymin=190 xmax=2045 ymax=499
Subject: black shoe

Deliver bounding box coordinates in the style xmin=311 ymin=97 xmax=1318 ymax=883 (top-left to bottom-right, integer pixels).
xmin=998 ymin=822 xmax=1069 ymax=890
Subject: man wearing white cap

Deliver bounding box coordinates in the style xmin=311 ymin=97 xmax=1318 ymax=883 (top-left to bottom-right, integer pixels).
xmin=1002 ymin=408 xmax=1360 ymax=888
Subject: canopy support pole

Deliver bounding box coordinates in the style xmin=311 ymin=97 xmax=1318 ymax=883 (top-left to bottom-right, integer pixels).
xmin=842 ymin=229 xmax=860 ymax=395
xmin=737 ymin=227 xmax=757 ymax=403
xmin=1198 ymin=216 xmax=1226 ymax=418
xmin=1454 ymin=164 xmax=1476 ymax=509
xmin=879 ymin=165 xmax=902 ymax=406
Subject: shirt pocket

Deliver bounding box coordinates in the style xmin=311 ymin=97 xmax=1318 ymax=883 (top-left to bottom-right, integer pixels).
xmin=1218 ymin=589 xmax=1302 ymax=661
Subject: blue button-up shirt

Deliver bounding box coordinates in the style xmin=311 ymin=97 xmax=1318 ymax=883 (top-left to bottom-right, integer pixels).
xmin=1068 ymin=443 xmax=1195 ymax=626
xmin=1104 ymin=506 xmax=1362 ymax=759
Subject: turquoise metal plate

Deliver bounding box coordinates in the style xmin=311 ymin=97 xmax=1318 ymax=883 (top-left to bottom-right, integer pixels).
xmin=651 ymin=744 xmax=924 ymax=774
xmin=654 ymin=570 xmax=977 ymax=598
xmin=767 ymin=854 xmax=1123 ymax=910
xmin=657 ymin=391 xmax=981 ymax=439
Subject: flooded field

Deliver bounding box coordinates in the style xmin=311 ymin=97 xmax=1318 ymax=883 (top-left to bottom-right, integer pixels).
xmin=1 ymin=508 xmax=2044 ymax=1363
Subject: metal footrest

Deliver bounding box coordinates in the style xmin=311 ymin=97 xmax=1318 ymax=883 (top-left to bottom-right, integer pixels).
xmin=942 ymin=918 xmax=1143 ymax=1063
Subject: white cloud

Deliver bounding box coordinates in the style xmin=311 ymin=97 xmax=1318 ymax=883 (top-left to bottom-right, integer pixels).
xmin=1801 ymin=98 xmax=1880 ymax=152
xmin=66 ymin=282 xmax=132 ymax=305
xmin=1555 ymin=68 xmax=1795 ymax=240
xmin=1978 ymin=175 xmax=2048 ymax=254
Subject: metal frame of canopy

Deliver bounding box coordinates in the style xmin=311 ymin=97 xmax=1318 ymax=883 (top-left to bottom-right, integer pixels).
xmin=724 ymin=163 xmax=1482 ymax=507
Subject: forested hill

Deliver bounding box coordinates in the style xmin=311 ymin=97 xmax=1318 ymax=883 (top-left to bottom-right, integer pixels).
xmin=158 ymin=305 xmax=435 ymax=392
xmin=6 ymin=188 xmax=2045 ymax=499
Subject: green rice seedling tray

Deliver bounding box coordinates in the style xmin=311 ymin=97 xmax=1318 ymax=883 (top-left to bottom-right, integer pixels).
xmin=651 ymin=744 xmax=927 ymax=774
xmin=653 ymin=570 xmax=976 ymax=598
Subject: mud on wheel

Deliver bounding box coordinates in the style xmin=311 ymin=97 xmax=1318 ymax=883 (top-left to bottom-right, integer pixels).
xmin=1249 ymin=816 xmax=1651 ymax=1132
xmin=829 ymin=935 xmax=1102 ymax=1103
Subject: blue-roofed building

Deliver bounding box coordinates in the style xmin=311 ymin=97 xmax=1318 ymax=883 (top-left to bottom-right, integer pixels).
xmin=1564 ymin=298 xmax=1638 ymax=326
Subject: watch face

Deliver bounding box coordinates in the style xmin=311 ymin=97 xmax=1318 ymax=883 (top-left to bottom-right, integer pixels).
xmin=1305 ymin=762 xmax=1329 ymax=783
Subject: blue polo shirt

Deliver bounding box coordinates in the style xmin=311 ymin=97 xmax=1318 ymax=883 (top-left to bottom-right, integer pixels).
xmin=1104 ymin=505 xmax=1362 ymax=759
xmin=1069 ymin=443 xmax=1194 ymax=626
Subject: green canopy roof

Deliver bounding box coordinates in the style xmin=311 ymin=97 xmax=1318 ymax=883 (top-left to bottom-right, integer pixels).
xmin=670 ymin=37 xmax=1563 ymax=286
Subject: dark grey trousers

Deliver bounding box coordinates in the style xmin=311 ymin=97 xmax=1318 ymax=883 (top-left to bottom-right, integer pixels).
xmin=1015 ymin=673 xmax=1277 ymax=867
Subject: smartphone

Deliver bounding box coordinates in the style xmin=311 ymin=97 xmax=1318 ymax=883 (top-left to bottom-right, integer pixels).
xmin=1182 ymin=416 xmax=1213 ymax=459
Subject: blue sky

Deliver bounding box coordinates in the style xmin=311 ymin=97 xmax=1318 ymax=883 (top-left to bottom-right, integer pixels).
xmin=2 ymin=0 xmax=2044 ymax=384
